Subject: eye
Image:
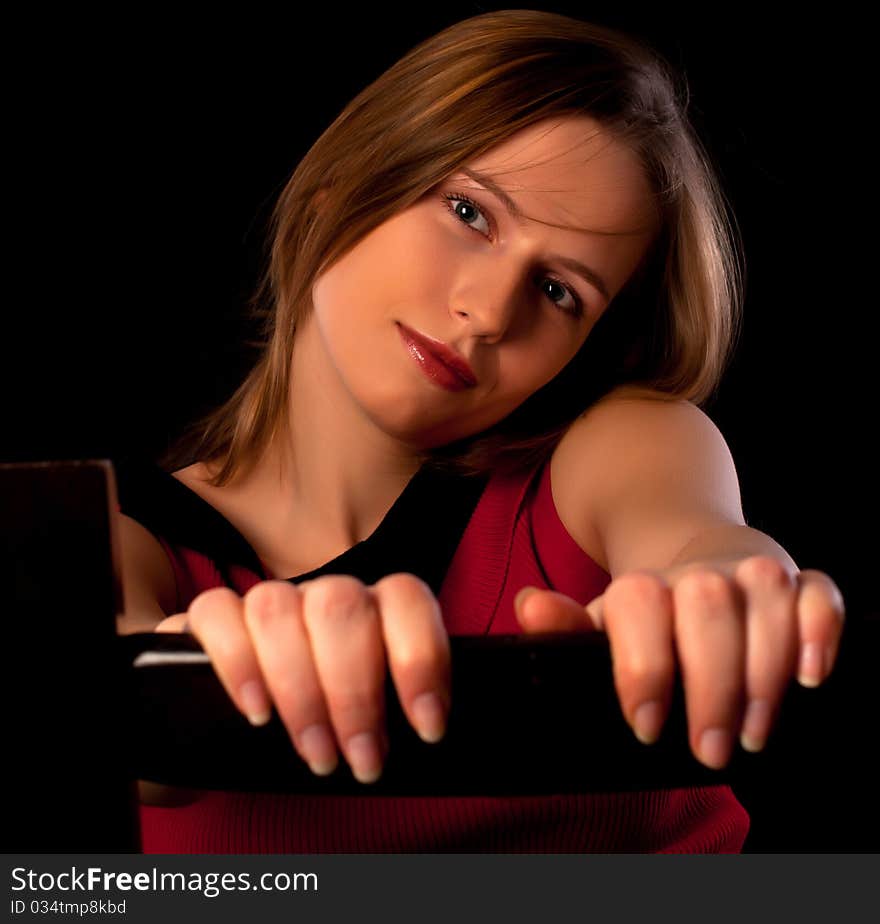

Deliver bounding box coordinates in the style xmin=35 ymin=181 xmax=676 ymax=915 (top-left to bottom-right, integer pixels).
xmin=538 ymin=276 xmax=584 ymax=319
xmin=442 ymin=192 xmax=492 ymax=237
xmin=441 ymin=191 xmax=585 ymax=320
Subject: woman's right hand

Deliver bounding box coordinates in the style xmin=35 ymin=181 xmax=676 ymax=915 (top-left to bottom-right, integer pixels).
xmin=155 ymin=573 xmax=451 ymax=783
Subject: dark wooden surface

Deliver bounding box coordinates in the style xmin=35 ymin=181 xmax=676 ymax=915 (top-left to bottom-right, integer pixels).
xmin=4 ymin=460 xmax=878 ymax=851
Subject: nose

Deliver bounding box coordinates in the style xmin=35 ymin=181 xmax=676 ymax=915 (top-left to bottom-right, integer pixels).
xmin=449 ymin=256 xmax=525 ymax=344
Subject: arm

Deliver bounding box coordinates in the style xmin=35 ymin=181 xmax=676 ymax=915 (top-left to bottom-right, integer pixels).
xmin=667 ymin=522 xmax=798 ymax=572
xmin=115 ymin=512 xmax=201 ymax=805
xmin=116 ymin=513 xmax=179 ymax=633
xmin=585 ymin=395 xmax=800 ymax=576
xmin=514 ymin=390 xmax=845 ymax=767
xmin=551 ymin=390 xmax=802 ymax=578
xmin=563 ymin=392 xmax=753 ymax=577
xmin=114 ymin=512 xmax=453 ymax=794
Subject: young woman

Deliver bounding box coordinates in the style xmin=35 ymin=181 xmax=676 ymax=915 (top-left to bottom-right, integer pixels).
xmin=115 ymin=9 xmax=845 ymax=852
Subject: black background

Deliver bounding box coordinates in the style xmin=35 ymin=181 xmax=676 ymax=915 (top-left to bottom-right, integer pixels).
xmin=6 ymin=4 xmax=876 ymax=851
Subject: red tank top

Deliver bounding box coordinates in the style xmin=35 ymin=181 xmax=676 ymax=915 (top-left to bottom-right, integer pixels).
xmin=124 ymin=456 xmax=749 ymax=852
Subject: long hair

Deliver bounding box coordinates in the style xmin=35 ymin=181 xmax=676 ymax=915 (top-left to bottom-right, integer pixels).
xmin=158 ymin=9 xmax=744 ymax=485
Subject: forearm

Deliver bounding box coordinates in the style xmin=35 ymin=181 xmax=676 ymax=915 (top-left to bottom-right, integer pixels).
xmin=668 ymin=523 xmax=799 ymax=574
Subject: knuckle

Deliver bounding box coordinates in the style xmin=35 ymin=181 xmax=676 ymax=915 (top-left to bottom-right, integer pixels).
xmin=393 ymin=643 xmax=447 ymax=678
xmin=187 ymin=586 xmax=241 ymax=627
xmin=607 ymin=572 xmax=668 ymax=606
xmin=276 ymin=685 xmax=324 ymax=721
xmin=305 ymin=575 xmax=371 ymax=618
xmin=243 ymin=580 xmax=298 ymax=629
xmin=674 ymin=570 xmax=732 ymax=607
xmin=800 ymin=573 xmax=846 ymax=625
xmin=736 ymin=556 xmax=793 ymax=589
xmin=615 ymin=653 xmax=669 ymax=692
xmin=374 ymin=572 xmax=433 ymax=602
xmin=802 ymin=592 xmax=844 ymax=627
xmin=326 ymin=688 xmax=383 ymax=725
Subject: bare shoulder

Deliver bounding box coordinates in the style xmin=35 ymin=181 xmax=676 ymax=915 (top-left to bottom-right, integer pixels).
xmin=549 ymin=385 xmax=739 ymax=573
xmin=560 ymin=384 xmax=708 ymax=436
xmin=117 ymin=460 xmax=233 ymax=632
xmin=116 ymin=513 xmax=178 ymax=628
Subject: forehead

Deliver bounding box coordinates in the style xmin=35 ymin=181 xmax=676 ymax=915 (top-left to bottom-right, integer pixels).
xmin=462 ymin=116 xmax=658 ymax=236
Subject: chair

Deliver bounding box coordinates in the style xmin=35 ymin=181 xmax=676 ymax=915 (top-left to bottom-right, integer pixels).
xmin=4 ymin=459 xmax=877 ymax=852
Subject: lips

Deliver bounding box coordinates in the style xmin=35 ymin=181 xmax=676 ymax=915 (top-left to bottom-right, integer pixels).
xmin=396 ymin=322 xmax=478 ymax=388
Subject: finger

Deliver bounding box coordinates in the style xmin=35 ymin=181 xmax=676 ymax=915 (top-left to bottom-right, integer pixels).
xmin=733 ymin=557 xmax=799 ymax=753
xmin=242 ymin=581 xmax=338 ymax=776
xmin=601 ymin=573 xmax=676 ymax=746
xmin=186 ymin=587 xmax=273 ymax=727
xmin=371 ymin=573 xmax=451 ymax=744
xmin=514 ymin=586 xmax=601 ymax=632
xmin=673 ymin=570 xmax=746 ymax=769
xmin=795 ymin=569 xmax=846 ymax=687
xmin=154 ymin=613 xmax=189 ymax=633
xmin=301 ymin=576 xmax=387 ymax=784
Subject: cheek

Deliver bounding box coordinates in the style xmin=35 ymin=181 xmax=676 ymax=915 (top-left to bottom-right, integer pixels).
xmin=312 ymin=242 xmax=379 ymax=314
xmin=313 ymin=217 xmax=448 ymax=319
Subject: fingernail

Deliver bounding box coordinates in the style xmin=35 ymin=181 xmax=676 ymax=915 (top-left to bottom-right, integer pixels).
xmin=298 ymin=724 xmax=338 ymax=776
xmin=698 ymin=727 xmax=732 ymax=768
xmin=740 ymin=698 xmax=771 ymax=752
xmin=633 ymin=701 xmax=664 ymax=745
xmin=346 ymin=731 xmax=383 ymax=784
xmin=239 ymin=680 xmax=271 ymax=726
xmin=798 ymin=642 xmax=823 ymax=687
xmin=412 ymin=692 xmax=446 ymax=743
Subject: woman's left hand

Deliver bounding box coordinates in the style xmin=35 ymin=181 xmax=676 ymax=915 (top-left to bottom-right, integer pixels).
xmin=513 ymin=557 xmax=846 ymax=769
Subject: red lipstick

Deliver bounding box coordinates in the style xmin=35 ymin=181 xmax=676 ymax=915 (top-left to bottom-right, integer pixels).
xmin=397 ymin=322 xmax=477 ymax=391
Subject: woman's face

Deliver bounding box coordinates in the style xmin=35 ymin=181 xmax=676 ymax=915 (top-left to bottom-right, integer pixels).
xmin=308 ymin=115 xmax=659 ymax=450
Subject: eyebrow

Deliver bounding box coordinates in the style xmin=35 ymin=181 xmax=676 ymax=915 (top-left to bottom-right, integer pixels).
xmin=460 ymin=167 xmax=611 ymax=302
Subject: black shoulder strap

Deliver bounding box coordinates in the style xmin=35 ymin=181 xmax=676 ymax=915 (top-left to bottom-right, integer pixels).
xmin=112 ymin=456 xmax=490 ymax=596
xmin=113 ymin=456 xmax=265 ymax=579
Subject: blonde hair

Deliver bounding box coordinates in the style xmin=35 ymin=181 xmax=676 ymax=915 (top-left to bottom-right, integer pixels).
xmin=159 ymin=9 xmax=744 ymax=485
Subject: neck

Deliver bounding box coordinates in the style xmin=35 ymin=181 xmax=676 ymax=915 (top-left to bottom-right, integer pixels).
xmin=239 ymin=316 xmax=426 ymax=555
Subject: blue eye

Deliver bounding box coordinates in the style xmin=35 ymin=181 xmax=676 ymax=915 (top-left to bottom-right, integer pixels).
xmin=440 ymin=191 xmax=585 ymax=319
